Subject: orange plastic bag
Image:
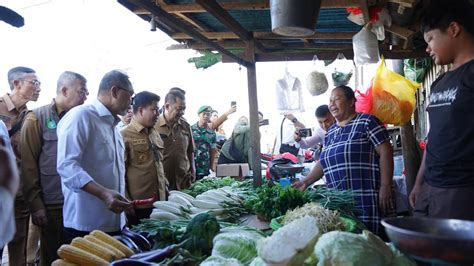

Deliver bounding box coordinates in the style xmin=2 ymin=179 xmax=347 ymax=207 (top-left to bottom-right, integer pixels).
xmin=370 ymin=58 xmax=420 ymax=125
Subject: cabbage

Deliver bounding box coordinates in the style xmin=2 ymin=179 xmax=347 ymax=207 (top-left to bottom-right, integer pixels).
xmin=200 ymin=255 xmax=243 ymax=266
xmin=257 ymin=216 xmax=321 ymax=265
xmin=315 ymin=230 xmax=394 ymax=266
xmin=211 ymin=230 xmax=264 ymax=265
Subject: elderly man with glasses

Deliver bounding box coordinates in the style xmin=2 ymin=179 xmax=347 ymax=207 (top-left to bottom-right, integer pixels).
xmin=20 ymin=71 xmax=88 ymax=265
xmin=0 ymin=66 xmax=41 ymax=266
xmin=56 ymin=70 xmax=134 ymax=243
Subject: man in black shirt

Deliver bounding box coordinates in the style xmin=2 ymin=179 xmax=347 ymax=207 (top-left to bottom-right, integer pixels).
xmin=409 ymin=0 xmax=474 ymax=220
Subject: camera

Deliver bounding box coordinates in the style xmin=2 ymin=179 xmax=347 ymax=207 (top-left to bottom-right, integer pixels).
xmin=298 ymin=128 xmax=312 ymax=138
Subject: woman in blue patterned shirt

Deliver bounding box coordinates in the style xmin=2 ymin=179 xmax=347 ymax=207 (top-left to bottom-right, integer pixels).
xmin=294 ymin=85 xmax=395 ymax=236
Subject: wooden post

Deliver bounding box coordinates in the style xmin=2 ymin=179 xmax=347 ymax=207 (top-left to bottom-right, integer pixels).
xmin=392 ymin=60 xmax=421 ymax=197
xmin=246 ymin=38 xmax=262 ymax=187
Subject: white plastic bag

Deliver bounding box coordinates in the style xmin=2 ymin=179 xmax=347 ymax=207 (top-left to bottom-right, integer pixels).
xmin=306 ymin=70 xmax=328 ymax=96
xmin=276 ymin=68 xmax=305 ymax=113
xmin=353 ymin=26 xmax=380 ymax=66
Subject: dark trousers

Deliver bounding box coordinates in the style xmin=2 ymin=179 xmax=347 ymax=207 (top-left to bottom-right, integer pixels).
xmin=8 ymin=197 xmax=30 ymax=266
xmin=63 ymin=227 xmax=121 ymax=245
xmin=39 ymin=208 xmax=64 ymax=266
xmin=126 ymin=208 xmax=153 ymax=227
xmin=414 ymin=182 xmax=474 ymax=220
xmin=218 ymin=154 xmax=240 ymax=164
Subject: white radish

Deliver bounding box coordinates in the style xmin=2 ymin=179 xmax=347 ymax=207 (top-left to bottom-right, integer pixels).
xmin=153 ymin=202 xmax=184 ymax=216
xmin=150 ymin=211 xmax=181 ymax=221
xmin=196 ymin=194 xmax=226 ymax=203
xmin=153 ymin=200 xmax=181 ymax=209
xmin=189 ymin=207 xmax=207 ymax=214
xmin=168 ymin=194 xmax=193 ymax=208
xmin=192 ymin=199 xmax=221 ymax=209
xmin=169 ymin=190 xmax=195 ymax=202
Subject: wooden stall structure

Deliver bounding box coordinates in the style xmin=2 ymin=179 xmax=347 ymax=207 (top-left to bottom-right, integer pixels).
xmin=117 ymin=0 xmax=429 ymax=186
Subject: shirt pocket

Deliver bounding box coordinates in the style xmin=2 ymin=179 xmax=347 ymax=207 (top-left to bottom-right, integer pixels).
xmin=42 ymin=130 xmax=58 ymax=157
xmin=132 ymin=143 xmax=151 ymax=165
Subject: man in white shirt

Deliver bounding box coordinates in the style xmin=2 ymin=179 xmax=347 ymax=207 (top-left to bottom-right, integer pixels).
xmin=294 ymin=105 xmax=335 ymax=150
xmin=0 ymin=120 xmax=19 ymax=262
xmin=57 ymin=70 xmax=134 ymax=243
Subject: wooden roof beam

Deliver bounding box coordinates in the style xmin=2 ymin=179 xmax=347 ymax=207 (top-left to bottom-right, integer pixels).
xmin=195 ymin=0 xmax=267 ymax=53
xmin=133 ymin=0 xmax=361 ymax=14
xmin=172 ymin=31 xmax=356 ymax=40
xmin=196 ymin=0 xmax=251 ymax=40
xmin=130 ymin=0 xmax=252 ymax=67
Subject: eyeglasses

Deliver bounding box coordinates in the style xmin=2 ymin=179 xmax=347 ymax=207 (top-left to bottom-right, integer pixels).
xmin=22 ymin=79 xmax=41 ymax=88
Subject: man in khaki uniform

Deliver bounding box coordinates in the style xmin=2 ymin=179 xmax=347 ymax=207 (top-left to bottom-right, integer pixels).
xmin=0 ymin=66 xmax=41 ymax=266
xmin=121 ymin=91 xmax=167 ymax=226
xmin=155 ymin=90 xmax=195 ymax=191
xmin=21 ymin=71 xmax=88 ymax=266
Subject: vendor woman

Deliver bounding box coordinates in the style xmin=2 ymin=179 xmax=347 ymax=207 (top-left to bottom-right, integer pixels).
xmin=293 ymin=86 xmax=395 ymax=237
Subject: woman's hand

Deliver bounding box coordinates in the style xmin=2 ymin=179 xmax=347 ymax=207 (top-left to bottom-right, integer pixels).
xmin=291 ymin=180 xmax=308 ymax=191
xmin=379 ymin=184 xmax=395 ymax=214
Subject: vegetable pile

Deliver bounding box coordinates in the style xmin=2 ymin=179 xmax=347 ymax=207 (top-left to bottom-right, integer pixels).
xmin=244 ymin=183 xmax=308 ymax=221
xmin=282 ymin=202 xmax=344 ymax=233
xmin=152 ymin=188 xmax=246 ymax=223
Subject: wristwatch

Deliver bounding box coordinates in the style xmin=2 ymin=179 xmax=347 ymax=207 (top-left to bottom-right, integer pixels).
xmin=291 ymin=117 xmax=298 ymax=123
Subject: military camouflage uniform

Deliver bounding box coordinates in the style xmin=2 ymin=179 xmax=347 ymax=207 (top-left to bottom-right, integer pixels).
xmin=191 ymin=123 xmax=216 ymax=179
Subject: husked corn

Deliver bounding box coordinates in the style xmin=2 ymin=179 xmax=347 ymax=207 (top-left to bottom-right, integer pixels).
xmin=84 ymin=235 xmax=126 ymax=259
xmin=71 ymin=237 xmax=116 ymax=262
xmin=57 ymin=244 xmax=109 ymax=266
xmin=90 ymin=230 xmax=135 ymax=257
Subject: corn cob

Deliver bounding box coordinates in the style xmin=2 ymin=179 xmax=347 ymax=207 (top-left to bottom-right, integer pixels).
xmin=70 ymin=237 xmax=116 ymax=262
xmin=84 ymin=235 xmax=126 ymax=259
xmin=57 ymin=244 xmax=109 ymax=266
xmin=90 ymin=230 xmax=134 ymax=257
xmin=51 ymin=259 xmax=78 ymax=266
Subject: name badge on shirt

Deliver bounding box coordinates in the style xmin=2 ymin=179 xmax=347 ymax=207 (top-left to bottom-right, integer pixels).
xmin=132 ymin=139 xmax=147 ymax=145
xmin=46 ymin=118 xmax=57 ymax=129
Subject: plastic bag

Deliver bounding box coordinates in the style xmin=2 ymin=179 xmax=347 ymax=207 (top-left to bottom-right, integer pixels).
xmin=276 ymin=68 xmax=305 ymax=113
xmin=332 ymin=69 xmax=353 ymax=87
xmin=306 ymin=70 xmax=328 ymax=96
xmin=353 ymin=26 xmax=380 ymax=66
xmin=357 ymin=58 xmax=420 ymax=125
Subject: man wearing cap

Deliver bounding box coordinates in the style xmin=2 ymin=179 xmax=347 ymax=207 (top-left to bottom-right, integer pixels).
xmin=192 ymin=106 xmax=217 ymax=180
xmin=121 ymin=91 xmax=167 ymax=226
xmin=155 ymin=90 xmax=195 ymax=190
xmin=21 ymin=71 xmax=88 ymax=265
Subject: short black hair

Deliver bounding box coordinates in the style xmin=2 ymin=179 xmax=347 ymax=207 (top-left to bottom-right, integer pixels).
xmin=98 ymin=70 xmax=132 ymax=96
xmin=169 ymin=87 xmax=186 ymax=95
xmin=132 ymin=91 xmax=160 ymax=113
xmin=421 ymin=0 xmax=474 ymax=36
xmin=164 ymin=90 xmax=185 ymax=104
xmin=315 ymin=105 xmax=330 ymax=118
xmin=7 ymin=66 xmax=35 ymax=90
xmin=334 ymin=85 xmax=356 ymax=102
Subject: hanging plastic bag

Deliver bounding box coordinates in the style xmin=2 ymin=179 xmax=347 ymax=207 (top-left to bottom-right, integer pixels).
xmin=355 ymin=85 xmax=374 ymax=114
xmin=276 ymin=67 xmax=305 ymax=113
xmin=353 ymin=26 xmax=380 ymax=66
xmin=369 ymin=57 xmax=420 ymax=125
xmin=332 ymin=69 xmax=353 ymax=87
xmin=306 ymin=70 xmax=328 ymax=96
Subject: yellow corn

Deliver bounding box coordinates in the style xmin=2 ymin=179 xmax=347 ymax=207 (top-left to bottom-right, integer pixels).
xmin=84 ymin=235 xmax=126 ymax=259
xmin=90 ymin=230 xmax=135 ymax=257
xmin=71 ymin=237 xmax=116 ymax=262
xmin=57 ymin=244 xmax=109 ymax=266
xmin=51 ymin=259 xmax=78 ymax=266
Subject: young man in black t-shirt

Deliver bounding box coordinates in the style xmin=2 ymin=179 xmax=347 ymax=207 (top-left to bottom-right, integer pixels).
xmin=409 ymin=0 xmax=474 ymax=219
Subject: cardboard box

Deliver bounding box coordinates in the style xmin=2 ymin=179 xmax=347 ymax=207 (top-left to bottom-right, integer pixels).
xmin=216 ymin=163 xmax=250 ymax=180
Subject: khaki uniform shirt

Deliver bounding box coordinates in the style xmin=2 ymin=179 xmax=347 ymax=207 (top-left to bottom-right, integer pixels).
xmin=122 ymin=120 xmax=167 ymax=207
xmin=155 ymin=114 xmax=194 ymax=191
xmin=21 ymin=101 xmax=64 ymax=212
xmin=0 ymin=94 xmax=28 ymax=198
